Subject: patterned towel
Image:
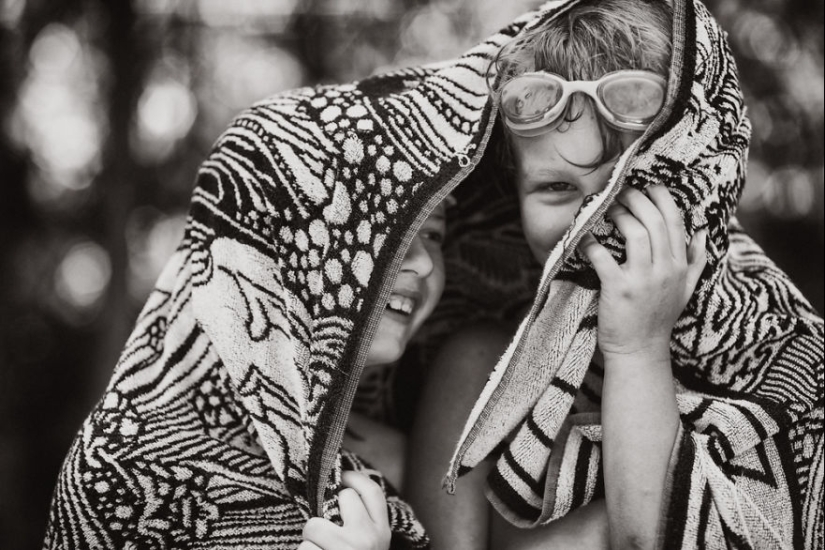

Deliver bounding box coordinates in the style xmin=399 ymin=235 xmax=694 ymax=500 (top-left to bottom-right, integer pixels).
xmin=43 ymin=5 xmax=542 ymax=550
xmin=43 ymin=0 xmax=823 ymax=549
xmin=444 ymin=1 xmax=824 ymax=549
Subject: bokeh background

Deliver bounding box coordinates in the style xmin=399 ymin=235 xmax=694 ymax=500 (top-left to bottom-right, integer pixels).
xmin=0 ymin=0 xmax=821 ymax=547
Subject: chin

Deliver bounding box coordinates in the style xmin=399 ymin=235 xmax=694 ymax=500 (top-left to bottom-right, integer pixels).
xmin=364 ymin=341 xmax=405 ymax=368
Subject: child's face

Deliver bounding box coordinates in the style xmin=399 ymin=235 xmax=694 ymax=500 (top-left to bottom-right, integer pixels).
xmin=512 ymin=104 xmax=634 ymax=264
xmin=365 ymin=203 xmax=447 ymax=367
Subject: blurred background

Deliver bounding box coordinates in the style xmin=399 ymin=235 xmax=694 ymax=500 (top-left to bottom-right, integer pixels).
xmin=0 ymin=0 xmax=821 ymax=547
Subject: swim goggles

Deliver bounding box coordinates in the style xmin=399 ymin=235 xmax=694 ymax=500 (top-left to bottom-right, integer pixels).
xmin=495 ymin=70 xmax=667 ymax=137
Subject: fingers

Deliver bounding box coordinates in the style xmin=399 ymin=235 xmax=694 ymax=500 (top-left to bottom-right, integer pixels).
xmin=645 ymin=185 xmax=688 ymax=263
xmin=612 ymin=185 xmax=692 ymax=267
xmin=585 ymin=186 xmax=706 ymax=297
xmin=579 ymin=232 xmax=620 ymax=281
xmin=341 ymin=471 xmax=389 ymax=527
xmin=615 ymin=187 xmax=669 ymax=263
xmin=338 ymin=487 xmax=368 ymax=526
xmin=607 ymin=203 xmax=652 ymax=266
xmin=303 ymin=476 xmax=392 ymax=550
xmin=302 ymin=517 xmax=342 ymax=550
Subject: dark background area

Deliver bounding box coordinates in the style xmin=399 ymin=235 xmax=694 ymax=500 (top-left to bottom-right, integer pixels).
xmin=1 ymin=0 xmax=822 ymax=548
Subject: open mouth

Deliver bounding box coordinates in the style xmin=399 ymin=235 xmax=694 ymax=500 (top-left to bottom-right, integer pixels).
xmin=386 ymin=293 xmax=416 ymax=316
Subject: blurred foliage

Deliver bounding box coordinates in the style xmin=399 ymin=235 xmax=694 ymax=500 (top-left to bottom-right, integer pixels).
xmin=0 ymin=0 xmax=822 ymax=547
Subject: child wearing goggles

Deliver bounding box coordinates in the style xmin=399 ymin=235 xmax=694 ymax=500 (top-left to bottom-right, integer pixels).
xmin=407 ymin=0 xmax=709 ymax=549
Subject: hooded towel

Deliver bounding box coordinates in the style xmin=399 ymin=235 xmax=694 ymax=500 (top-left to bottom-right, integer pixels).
xmin=44 ymin=1 xmax=823 ymax=549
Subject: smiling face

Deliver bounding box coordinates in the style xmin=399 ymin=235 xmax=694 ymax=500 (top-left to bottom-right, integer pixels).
xmin=513 ymin=102 xmax=637 ymax=264
xmin=365 ymin=203 xmax=447 ymax=368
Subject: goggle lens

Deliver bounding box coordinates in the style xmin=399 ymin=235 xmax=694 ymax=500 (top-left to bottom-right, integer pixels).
xmin=600 ymin=77 xmax=665 ymax=123
xmin=495 ymin=71 xmax=666 ymax=135
xmin=501 ymin=76 xmax=562 ymax=123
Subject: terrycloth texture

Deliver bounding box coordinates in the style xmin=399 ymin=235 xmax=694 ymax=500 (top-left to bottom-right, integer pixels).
xmin=42 ymin=6 xmax=543 ymax=550
xmin=445 ymin=0 xmax=825 ymax=549
xmin=43 ymin=1 xmax=823 ymax=549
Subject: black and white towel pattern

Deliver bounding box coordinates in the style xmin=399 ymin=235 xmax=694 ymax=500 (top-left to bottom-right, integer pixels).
xmin=445 ymin=1 xmax=824 ymax=549
xmin=43 ymin=4 xmax=544 ymax=549
xmin=44 ymin=0 xmax=822 ymax=549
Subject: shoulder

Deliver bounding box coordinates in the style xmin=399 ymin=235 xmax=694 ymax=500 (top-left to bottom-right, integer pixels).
xmin=441 ymin=322 xmax=512 ymax=352
xmin=418 ymin=322 xmax=513 ymax=422
xmin=433 ymin=322 xmax=512 ymax=376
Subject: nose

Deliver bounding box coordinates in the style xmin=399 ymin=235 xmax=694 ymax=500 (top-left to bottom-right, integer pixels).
xmin=401 ymin=235 xmax=434 ymax=278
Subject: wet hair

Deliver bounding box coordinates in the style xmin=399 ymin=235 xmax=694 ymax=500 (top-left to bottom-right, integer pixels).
xmin=489 ymin=0 xmax=673 ymax=171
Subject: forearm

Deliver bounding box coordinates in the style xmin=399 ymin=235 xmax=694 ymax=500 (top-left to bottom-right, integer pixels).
xmin=601 ymin=348 xmax=680 ymax=549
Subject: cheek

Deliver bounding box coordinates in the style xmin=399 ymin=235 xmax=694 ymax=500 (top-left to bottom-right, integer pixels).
xmin=422 ymin=258 xmax=446 ymax=315
xmin=521 ymin=201 xmax=566 ymax=259
xmin=520 ymin=199 xmax=587 ymax=263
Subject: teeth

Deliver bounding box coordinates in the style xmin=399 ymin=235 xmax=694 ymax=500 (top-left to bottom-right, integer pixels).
xmin=387 ymin=294 xmax=415 ymax=315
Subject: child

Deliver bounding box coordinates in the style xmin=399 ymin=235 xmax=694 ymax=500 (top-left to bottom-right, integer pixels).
xmin=408 ymin=0 xmax=822 ymax=549
xmin=407 ymin=1 xmax=701 ymax=547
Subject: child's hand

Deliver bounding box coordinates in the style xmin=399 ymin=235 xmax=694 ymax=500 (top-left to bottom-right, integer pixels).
xmin=579 ymin=185 xmax=707 ymax=362
xmin=299 ymin=471 xmax=392 ymax=550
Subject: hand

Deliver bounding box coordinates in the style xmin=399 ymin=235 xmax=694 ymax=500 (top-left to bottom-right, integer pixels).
xmin=299 ymin=471 xmax=392 ymax=550
xmin=579 ymin=185 xmax=707 ymax=361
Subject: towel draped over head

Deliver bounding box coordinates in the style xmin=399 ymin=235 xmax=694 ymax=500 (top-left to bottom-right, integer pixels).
xmin=45 ymin=0 xmax=822 ymax=549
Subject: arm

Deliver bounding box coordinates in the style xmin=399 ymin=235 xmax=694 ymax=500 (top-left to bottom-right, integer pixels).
xmin=580 ymin=185 xmax=707 ymax=549
xmin=405 ymin=325 xmax=511 ymax=550
xmin=600 ymin=348 xmax=681 ymax=549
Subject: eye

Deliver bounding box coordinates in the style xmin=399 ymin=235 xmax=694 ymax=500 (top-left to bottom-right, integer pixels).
xmin=420 ymin=229 xmax=445 ymax=244
xmin=536 ymin=181 xmax=576 ymax=193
